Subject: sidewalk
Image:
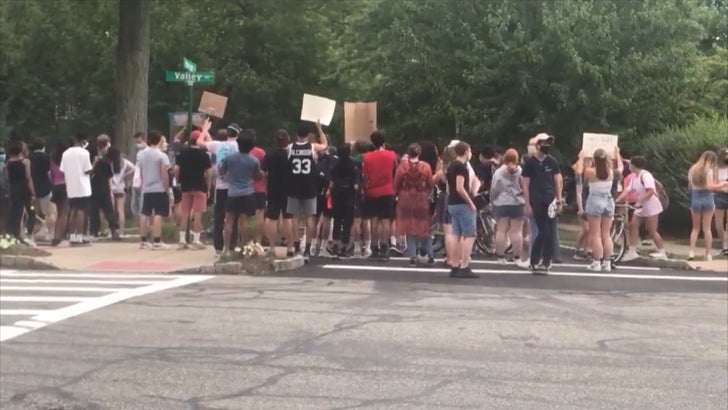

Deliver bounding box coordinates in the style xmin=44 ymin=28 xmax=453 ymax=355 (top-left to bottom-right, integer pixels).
xmin=559 ymin=223 xmax=727 ymax=273
xmin=35 ymin=242 xmax=218 ymax=272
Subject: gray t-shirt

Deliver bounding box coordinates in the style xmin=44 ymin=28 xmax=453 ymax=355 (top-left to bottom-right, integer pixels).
xmin=137 ymin=147 xmax=170 ymax=193
xmin=221 ymin=152 xmax=259 ymax=197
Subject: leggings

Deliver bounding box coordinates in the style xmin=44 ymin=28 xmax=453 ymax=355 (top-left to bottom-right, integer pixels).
xmin=89 ymin=190 xmax=119 ymax=235
xmin=7 ymin=187 xmax=30 ymax=239
xmin=331 ymin=189 xmax=355 ymax=244
xmin=530 ymin=202 xmax=556 ymax=266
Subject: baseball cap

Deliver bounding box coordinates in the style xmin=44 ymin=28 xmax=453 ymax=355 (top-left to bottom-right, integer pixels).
xmin=226 ymin=123 xmax=241 ymax=137
xmin=534 ymin=133 xmax=554 ymax=145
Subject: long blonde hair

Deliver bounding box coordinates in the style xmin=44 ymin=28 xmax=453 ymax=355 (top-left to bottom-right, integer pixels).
xmin=689 ymin=150 xmax=718 ymax=188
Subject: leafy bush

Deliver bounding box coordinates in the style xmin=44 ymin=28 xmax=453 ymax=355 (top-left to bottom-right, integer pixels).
xmin=634 ymin=116 xmax=728 ymax=209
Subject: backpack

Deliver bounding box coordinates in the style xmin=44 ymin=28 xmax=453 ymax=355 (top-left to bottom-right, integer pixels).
xmin=641 ymin=173 xmax=670 ymax=209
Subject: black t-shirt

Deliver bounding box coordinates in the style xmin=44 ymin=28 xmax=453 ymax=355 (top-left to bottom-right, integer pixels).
xmin=29 ymin=151 xmax=52 ymax=198
xmin=262 ymin=148 xmax=290 ymax=199
xmin=522 ymin=154 xmax=561 ymax=205
xmin=91 ymin=159 xmax=113 ymax=195
xmin=316 ymin=153 xmax=338 ymax=195
xmin=176 ymin=147 xmax=212 ymax=192
xmin=475 ymin=160 xmax=496 ymax=192
xmin=331 ymin=160 xmax=360 ymax=191
xmin=287 ymin=141 xmax=317 ymax=199
xmin=447 ymin=161 xmax=470 ymax=205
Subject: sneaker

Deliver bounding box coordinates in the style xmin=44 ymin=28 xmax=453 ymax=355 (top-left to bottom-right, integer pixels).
xmin=573 ymin=250 xmax=589 ymax=261
xmin=505 ymin=255 xmax=515 ymax=264
xmin=586 ymin=261 xmax=602 ymax=272
xmin=529 ymin=264 xmax=540 ymax=274
xmin=537 ymin=264 xmax=551 ymax=274
xmin=496 ymin=257 xmax=507 ymax=265
xmin=649 ymin=251 xmax=667 ymax=260
xmin=453 ymin=267 xmax=479 ymax=279
xmin=705 ymin=254 xmax=713 ymax=262
xmin=152 ymin=242 xmax=170 ymax=250
xmin=641 ymin=239 xmax=653 ymax=246
xmin=319 ymin=247 xmax=332 ymax=258
xmin=449 ymin=267 xmax=459 ymax=278
xmin=409 ymin=257 xmax=417 ymax=266
xmin=427 ymin=257 xmax=435 ymax=266
xmin=687 ymin=251 xmax=695 ymax=261
xmin=621 ymin=250 xmax=640 ymax=262
xmin=303 ymin=250 xmax=311 ymax=264
xmin=516 ymin=259 xmax=530 ymax=269
xmin=722 ymin=249 xmax=728 ymax=256
xmin=601 ymin=261 xmax=612 ymax=272
xmin=111 ymin=231 xmax=122 ymax=241
xmin=139 ymin=242 xmax=150 ymax=250
xmin=368 ymin=246 xmax=380 ymax=260
xmin=353 ymin=248 xmax=362 ymax=258
xmin=215 ymin=250 xmax=222 ymax=259
xmin=362 ymin=247 xmax=373 ymax=258
xmin=190 ymin=241 xmax=206 ymax=250
xmin=178 ymin=242 xmax=189 ymax=250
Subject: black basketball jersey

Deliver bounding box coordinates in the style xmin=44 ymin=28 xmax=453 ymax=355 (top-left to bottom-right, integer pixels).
xmin=287 ymin=141 xmax=317 ymax=199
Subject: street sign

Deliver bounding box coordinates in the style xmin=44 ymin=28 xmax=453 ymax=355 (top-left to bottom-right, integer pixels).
xmin=165 ymin=71 xmax=214 ymax=84
xmin=183 ymin=57 xmax=197 ymax=73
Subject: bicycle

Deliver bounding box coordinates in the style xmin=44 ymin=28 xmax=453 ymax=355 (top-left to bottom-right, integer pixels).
xmin=610 ymin=203 xmax=635 ymax=263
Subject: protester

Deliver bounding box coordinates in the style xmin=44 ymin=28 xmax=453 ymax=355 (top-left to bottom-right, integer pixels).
xmin=490 ymin=148 xmax=528 ymax=268
xmin=362 ymin=131 xmax=397 ymax=261
xmin=446 ymin=141 xmax=479 ymax=278
xmin=522 ymin=133 xmax=563 ymax=274
xmin=584 ymin=149 xmax=616 ymax=271
xmin=108 ymin=147 xmax=135 ymax=237
xmin=350 ymin=140 xmax=372 ymax=257
xmin=394 ymin=143 xmax=434 ymax=266
xmin=329 ymin=143 xmax=359 ymax=259
xmin=50 ymin=140 xmax=69 ymax=246
xmin=219 ymin=133 xmax=261 ymax=257
xmin=89 ymin=138 xmax=121 ymax=240
xmin=686 ymin=151 xmax=727 ymax=261
xmin=573 ymin=152 xmax=592 ymax=260
xmin=59 ymin=133 xmax=93 ymax=246
xmin=175 ymin=129 xmax=212 ymax=250
xmin=475 ymin=145 xmax=499 ymax=192
xmin=434 ymin=145 xmax=456 ymax=268
xmin=313 ymin=145 xmax=337 ymax=257
xmin=616 ymin=156 xmax=667 ymax=261
xmin=131 ymin=132 xmax=147 ymax=218
xmin=287 ymin=121 xmax=328 ymax=262
xmin=137 ymin=130 xmax=171 ymax=249
xmin=715 ymin=147 xmax=728 ymax=256
xmin=3 ymin=139 xmax=35 ymax=243
xmin=262 ymin=129 xmax=295 ymax=257
xmin=29 ymin=137 xmax=56 ymax=242
xmin=246 ymin=129 xmax=267 ymax=248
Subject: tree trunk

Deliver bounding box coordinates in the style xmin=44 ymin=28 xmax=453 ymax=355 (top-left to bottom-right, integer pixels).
xmin=114 ymin=0 xmax=150 ymax=155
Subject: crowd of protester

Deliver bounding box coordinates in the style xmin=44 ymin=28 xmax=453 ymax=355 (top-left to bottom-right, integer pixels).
xmin=1 ymin=123 xmax=727 ymax=277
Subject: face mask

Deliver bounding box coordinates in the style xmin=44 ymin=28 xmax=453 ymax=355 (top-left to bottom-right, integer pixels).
xmin=0 ymin=154 xmax=5 ymax=163
xmin=539 ymin=145 xmax=551 ymax=155
xmin=136 ymin=143 xmax=145 ymax=149
xmin=81 ymin=141 xmax=89 ymax=149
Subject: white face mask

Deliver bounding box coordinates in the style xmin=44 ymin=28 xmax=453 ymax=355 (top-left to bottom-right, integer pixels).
xmin=136 ymin=143 xmax=145 ymax=149
xmin=81 ymin=141 xmax=89 ymax=149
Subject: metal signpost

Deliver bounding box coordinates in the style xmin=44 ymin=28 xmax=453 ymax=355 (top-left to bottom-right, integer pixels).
xmin=165 ymin=58 xmax=215 ymax=138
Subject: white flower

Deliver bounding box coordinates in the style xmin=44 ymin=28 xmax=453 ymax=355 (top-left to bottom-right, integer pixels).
xmin=0 ymin=234 xmax=19 ymax=250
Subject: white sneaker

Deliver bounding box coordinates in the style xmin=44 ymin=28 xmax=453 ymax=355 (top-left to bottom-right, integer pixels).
xmin=687 ymin=251 xmax=695 ymax=261
xmin=621 ymin=250 xmax=640 ymax=262
xmin=601 ymin=261 xmax=612 ymax=272
xmin=178 ymin=242 xmax=188 ymax=250
xmin=496 ymin=257 xmax=507 ymax=265
xmin=353 ymin=248 xmax=362 ymax=258
xmin=139 ymin=242 xmax=150 ymax=250
xmin=649 ymin=251 xmax=667 ymax=260
xmin=190 ymin=241 xmax=206 ymax=250
xmin=586 ymin=261 xmax=602 ymax=272
xmin=152 ymin=242 xmax=170 ymax=250
xmin=319 ymin=248 xmax=332 ymax=258
xmin=516 ymin=259 xmax=530 ymax=269
xmin=362 ymin=247 xmax=372 ymax=258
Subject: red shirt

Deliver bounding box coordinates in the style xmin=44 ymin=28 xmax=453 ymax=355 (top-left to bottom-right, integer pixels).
xmin=362 ymin=149 xmax=397 ymax=198
xmin=250 ymin=147 xmax=266 ymax=193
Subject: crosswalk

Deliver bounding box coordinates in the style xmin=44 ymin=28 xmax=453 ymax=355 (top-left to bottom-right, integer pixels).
xmin=0 ymin=270 xmax=213 ymax=343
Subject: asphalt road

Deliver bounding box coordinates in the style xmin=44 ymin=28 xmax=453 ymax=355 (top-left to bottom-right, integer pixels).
xmin=0 ymin=258 xmax=726 ymax=410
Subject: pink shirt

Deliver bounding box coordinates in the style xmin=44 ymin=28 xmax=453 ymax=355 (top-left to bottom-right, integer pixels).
xmin=628 ymin=170 xmax=663 ymax=217
xmin=250 ymin=146 xmax=266 ymax=193
xmin=50 ymin=161 xmax=65 ymax=186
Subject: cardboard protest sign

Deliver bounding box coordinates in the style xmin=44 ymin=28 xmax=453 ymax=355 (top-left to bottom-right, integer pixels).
xmin=344 ymin=102 xmax=377 ymax=142
xmin=300 ymin=94 xmax=336 ymax=126
xmin=582 ymin=133 xmax=619 ymax=157
xmin=198 ymin=91 xmax=228 ymax=119
xmin=168 ymin=112 xmax=205 ymax=137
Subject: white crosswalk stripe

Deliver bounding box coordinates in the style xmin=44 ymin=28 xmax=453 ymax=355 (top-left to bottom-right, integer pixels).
xmin=0 ymin=270 xmax=212 ymax=343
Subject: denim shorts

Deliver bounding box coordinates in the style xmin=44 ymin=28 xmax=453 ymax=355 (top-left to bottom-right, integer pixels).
xmin=585 ymin=194 xmax=615 ymax=217
xmin=715 ymin=192 xmax=728 ymax=211
xmin=492 ymin=205 xmax=524 ymax=219
xmin=447 ymin=204 xmax=477 ymax=238
xmin=691 ymin=190 xmax=715 ymax=212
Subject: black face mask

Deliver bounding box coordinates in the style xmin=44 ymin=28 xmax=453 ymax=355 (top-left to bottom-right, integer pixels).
xmin=539 ymin=145 xmax=551 ymax=155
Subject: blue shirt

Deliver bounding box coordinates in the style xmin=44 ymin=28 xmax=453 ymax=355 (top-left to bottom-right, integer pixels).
xmin=220 ymin=152 xmax=259 ymax=197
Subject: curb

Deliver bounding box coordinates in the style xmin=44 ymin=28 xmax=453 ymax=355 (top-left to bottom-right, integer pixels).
xmin=171 ymin=255 xmax=305 ymax=275
xmin=0 ymin=255 xmax=59 ymax=270
xmin=633 ymin=257 xmax=695 ymax=271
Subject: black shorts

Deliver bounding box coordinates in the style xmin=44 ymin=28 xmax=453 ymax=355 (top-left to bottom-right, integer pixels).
xmin=68 ymin=196 xmax=91 ymax=211
xmin=265 ymin=195 xmax=292 ymax=220
xmin=142 ymin=192 xmax=170 ymax=217
xmin=51 ymin=185 xmax=68 ymax=207
xmin=226 ymin=194 xmax=256 ymax=216
xmin=173 ymin=187 xmax=182 ymax=204
xmin=363 ymin=195 xmax=395 ymax=220
xmin=254 ymin=192 xmax=266 ymax=211
xmin=316 ymin=195 xmax=333 ymax=218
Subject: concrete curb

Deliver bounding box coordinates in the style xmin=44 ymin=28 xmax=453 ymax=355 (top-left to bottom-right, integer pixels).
xmin=0 ymin=254 xmax=59 ymax=270
xmin=633 ymin=257 xmax=695 ymax=271
xmin=171 ymin=255 xmax=305 ymax=275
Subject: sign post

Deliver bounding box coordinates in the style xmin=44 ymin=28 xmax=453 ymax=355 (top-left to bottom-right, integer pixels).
xmin=165 ymin=58 xmax=215 ymax=139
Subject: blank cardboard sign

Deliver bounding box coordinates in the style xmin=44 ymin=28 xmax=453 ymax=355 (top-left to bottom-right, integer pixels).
xmin=301 ymin=94 xmax=336 ymax=126
xmin=344 ymin=102 xmax=377 ymax=142
xmin=198 ymin=91 xmax=228 ymax=118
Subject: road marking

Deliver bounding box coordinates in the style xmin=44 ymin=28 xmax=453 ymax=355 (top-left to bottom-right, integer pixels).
xmin=1 ymin=279 xmax=161 ymax=285
xmin=388 ymin=257 xmax=662 ymax=271
xmin=321 ymin=264 xmax=728 ymax=282
xmin=0 ymin=309 xmax=53 ymax=316
xmin=0 ymin=286 xmax=130 ymax=292
xmin=0 ymin=272 xmax=177 ymax=279
xmin=0 ymin=296 xmax=91 ymax=303
xmin=0 ymin=274 xmax=213 ymax=343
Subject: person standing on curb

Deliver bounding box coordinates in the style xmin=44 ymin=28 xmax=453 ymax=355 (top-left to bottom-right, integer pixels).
xmin=490 ymin=148 xmax=529 ymax=268
xmin=137 ymin=130 xmax=171 ymax=250
xmin=28 ymin=137 xmax=56 ymax=242
xmin=262 ymin=130 xmax=295 ymax=257
xmin=522 ymin=133 xmax=563 ymax=274
xmin=175 ymin=128 xmax=212 ymax=250
xmin=246 ymin=129 xmax=267 ymax=251
xmin=362 ymin=131 xmax=397 ymax=261
xmin=60 ymin=133 xmax=93 ymax=247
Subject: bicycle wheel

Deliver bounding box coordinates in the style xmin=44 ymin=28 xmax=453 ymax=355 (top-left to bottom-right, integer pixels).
xmin=475 ymin=213 xmax=496 ymax=256
xmin=610 ymin=221 xmax=627 ymax=262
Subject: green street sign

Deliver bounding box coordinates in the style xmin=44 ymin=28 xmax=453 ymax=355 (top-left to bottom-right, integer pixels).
xmin=183 ymin=57 xmax=197 ymax=73
xmin=165 ymin=71 xmax=214 ymax=84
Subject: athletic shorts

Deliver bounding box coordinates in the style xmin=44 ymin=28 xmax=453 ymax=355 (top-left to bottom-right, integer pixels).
xmin=254 ymin=192 xmax=266 ymax=211
xmin=492 ymin=205 xmax=525 ymax=219
xmin=51 ymin=185 xmax=67 ymax=207
xmin=286 ymin=196 xmax=317 ymax=217
xmin=265 ymin=195 xmax=292 ymax=220
xmin=316 ymin=195 xmax=333 ymax=218
xmin=362 ymin=195 xmax=395 ymax=219
xmin=68 ymin=196 xmax=91 ymax=211
xmin=141 ymin=192 xmax=170 ymax=217
xmin=226 ymin=194 xmax=256 ymax=217
xmin=180 ymin=191 xmax=207 ymax=214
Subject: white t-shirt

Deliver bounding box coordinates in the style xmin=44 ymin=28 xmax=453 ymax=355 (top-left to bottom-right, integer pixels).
xmin=206 ymin=140 xmax=239 ymax=190
xmin=112 ymin=158 xmax=135 ymax=194
xmin=60 ymin=146 xmax=93 ymax=199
